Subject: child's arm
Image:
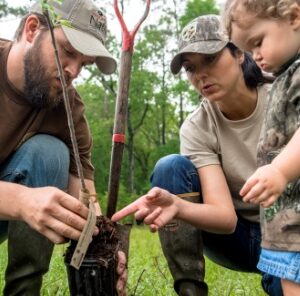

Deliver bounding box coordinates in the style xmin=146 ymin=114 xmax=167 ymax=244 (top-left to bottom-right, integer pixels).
xmin=240 ymin=128 xmax=300 ymax=207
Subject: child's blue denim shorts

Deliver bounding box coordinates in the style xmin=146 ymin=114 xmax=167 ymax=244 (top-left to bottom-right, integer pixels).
xmin=258 ymin=248 xmax=300 ymax=284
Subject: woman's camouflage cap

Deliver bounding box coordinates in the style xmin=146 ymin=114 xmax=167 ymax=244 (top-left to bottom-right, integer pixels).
xmin=170 ymin=14 xmax=229 ymax=74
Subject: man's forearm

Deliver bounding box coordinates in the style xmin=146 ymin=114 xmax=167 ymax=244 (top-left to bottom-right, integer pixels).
xmin=0 ymin=181 xmax=27 ymax=220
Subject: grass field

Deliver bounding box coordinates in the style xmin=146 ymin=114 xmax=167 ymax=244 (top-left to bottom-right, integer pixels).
xmin=0 ymin=226 xmax=266 ymax=295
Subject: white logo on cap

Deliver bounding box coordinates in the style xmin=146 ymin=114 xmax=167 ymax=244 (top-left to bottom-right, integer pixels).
xmin=181 ymin=21 xmax=197 ymax=42
xmin=89 ymin=10 xmax=106 ymax=41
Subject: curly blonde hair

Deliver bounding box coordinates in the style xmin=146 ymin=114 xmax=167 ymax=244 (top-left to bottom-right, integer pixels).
xmin=223 ymin=0 xmax=300 ymax=37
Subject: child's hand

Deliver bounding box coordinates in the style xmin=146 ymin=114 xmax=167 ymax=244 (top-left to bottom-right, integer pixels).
xmin=240 ymin=164 xmax=288 ymax=207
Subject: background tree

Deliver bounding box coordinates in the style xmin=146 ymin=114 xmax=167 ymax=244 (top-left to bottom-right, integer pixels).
xmin=0 ymin=0 xmax=27 ymax=18
xmin=180 ymin=0 xmax=219 ymax=27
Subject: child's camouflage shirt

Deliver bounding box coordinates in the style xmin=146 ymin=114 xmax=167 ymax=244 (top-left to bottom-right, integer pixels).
xmin=257 ymin=55 xmax=300 ymax=252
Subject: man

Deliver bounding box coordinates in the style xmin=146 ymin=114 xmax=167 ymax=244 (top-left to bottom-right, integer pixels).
xmin=0 ymin=0 xmax=126 ymax=295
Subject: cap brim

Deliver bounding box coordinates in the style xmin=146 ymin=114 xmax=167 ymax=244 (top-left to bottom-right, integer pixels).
xmin=62 ymin=26 xmax=117 ymax=75
xmin=170 ymin=40 xmax=228 ymax=74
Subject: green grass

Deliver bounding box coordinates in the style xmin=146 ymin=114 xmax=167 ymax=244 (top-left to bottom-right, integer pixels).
xmin=0 ymin=226 xmax=266 ymax=295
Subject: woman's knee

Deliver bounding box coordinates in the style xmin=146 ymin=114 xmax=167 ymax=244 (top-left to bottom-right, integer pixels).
xmin=153 ymin=154 xmax=194 ymax=176
xmin=151 ymin=154 xmax=200 ymax=193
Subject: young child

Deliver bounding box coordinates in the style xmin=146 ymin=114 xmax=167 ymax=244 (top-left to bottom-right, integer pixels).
xmin=223 ymin=0 xmax=300 ymax=295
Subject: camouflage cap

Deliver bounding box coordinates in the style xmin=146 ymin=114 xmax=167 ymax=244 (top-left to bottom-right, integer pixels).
xmin=171 ymin=14 xmax=229 ymax=74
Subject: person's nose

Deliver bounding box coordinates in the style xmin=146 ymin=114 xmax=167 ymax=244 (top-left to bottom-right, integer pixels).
xmin=64 ymin=61 xmax=82 ymax=84
xmin=195 ymin=67 xmax=208 ymax=81
xmin=252 ymin=49 xmax=262 ymax=62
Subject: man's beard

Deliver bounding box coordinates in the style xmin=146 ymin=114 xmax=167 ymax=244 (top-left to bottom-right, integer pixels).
xmin=23 ymin=32 xmax=63 ymax=109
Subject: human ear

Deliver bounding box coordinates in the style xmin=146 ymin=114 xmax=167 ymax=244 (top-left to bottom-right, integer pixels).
xmin=24 ymin=15 xmax=41 ymax=43
xmin=289 ymin=3 xmax=300 ymax=30
xmin=235 ymin=49 xmax=245 ymax=64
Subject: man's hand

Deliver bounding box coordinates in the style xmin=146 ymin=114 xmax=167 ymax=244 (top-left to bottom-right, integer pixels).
xmin=116 ymin=250 xmax=127 ymax=296
xmin=19 ymin=186 xmax=98 ymax=244
xmin=240 ymin=164 xmax=288 ymax=207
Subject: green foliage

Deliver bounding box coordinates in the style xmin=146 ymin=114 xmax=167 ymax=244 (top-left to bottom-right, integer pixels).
xmin=0 ymin=1 xmax=27 ymax=18
xmin=180 ymin=0 xmax=219 ymax=29
xmin=76 ymin=82 xmax=115 ymax=196
xmin=41 ymin=0 xmax=72 ymax=27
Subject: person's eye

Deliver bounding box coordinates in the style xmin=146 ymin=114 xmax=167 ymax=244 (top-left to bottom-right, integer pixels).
xmin=63 ymin=47 xmax=75 ymax=56
xmin=253 ymin=39 xmax=262 ymax=47
xmin=184 ymin=65 xmax=194 ymax=73
xmin=204 ymin=54 xmax=218 ymax=64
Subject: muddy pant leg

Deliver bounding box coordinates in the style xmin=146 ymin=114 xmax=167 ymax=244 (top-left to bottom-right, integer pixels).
xmin=151 ymin=154 xmax=208 ymax=295
xmin=0 ymin=135 xmax=70 ymax=296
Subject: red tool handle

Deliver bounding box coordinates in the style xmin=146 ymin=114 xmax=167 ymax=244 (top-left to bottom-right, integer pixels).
xmin=113 ymin=0 xmax=151 ymax=52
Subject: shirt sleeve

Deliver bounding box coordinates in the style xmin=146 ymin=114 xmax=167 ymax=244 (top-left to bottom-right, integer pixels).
xmin=180 ymin=102 xmax=221 ymax=169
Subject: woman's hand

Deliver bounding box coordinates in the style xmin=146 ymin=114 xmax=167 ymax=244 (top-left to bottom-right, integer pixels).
xmin=112 ymin=187 xmax=179 ymax=232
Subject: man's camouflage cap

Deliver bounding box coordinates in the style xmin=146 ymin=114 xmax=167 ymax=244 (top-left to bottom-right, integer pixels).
xmin=170 ymin=14 xmax=229 ymax=74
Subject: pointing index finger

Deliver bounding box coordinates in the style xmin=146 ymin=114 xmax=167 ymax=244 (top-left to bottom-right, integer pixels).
xmin=111 ymin=202 xmax=139 ymax=222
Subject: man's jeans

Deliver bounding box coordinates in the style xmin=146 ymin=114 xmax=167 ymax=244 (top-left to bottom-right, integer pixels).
xmin=0 ymin=134 xmax=70 ymax=296
xmin=151 ymin=154 xmax=283 ymax=296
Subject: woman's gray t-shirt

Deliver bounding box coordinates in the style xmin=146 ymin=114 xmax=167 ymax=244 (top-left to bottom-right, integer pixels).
xmin=180 ymin=85 xmax=269 ymax=223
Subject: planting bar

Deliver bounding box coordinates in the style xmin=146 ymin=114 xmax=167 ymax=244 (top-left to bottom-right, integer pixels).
xmin=106 ymin=0 xmax=151 ymax=218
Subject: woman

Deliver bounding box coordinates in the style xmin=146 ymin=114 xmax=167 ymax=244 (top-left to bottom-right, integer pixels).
xmin=112 ymin=15 xmax=281 ymax=296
